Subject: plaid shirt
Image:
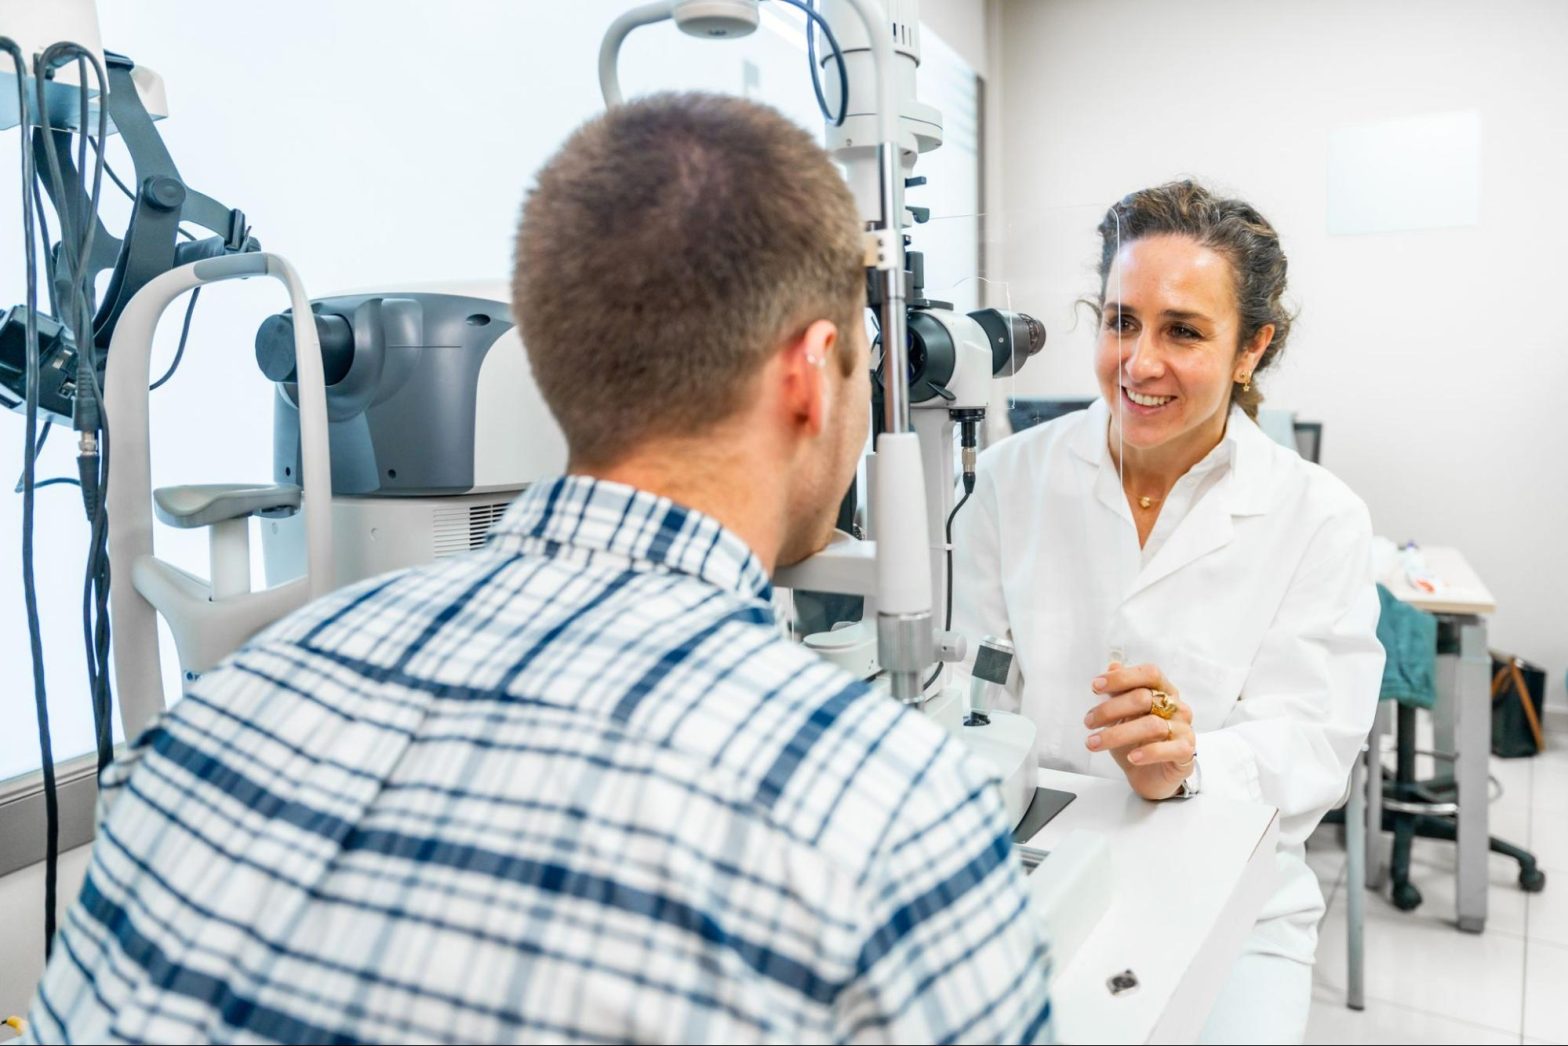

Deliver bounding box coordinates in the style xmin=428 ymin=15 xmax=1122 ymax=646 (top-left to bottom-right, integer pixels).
xmin=29 ymin=476 xmax=1052 ymax=1044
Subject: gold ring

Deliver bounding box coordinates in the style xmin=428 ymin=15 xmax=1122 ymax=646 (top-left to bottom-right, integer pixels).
xmin=1165 ymin=718 xmax=1175 ymax=742
xmin=1149 ymin=689 xmax=1178 ymax=720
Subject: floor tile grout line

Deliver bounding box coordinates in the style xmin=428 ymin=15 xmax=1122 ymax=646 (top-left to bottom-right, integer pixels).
xmin=1520 ymin=736 xmax=1560 ymax=1043
xmin=1520 ymin=934 xmax=1530 ymax=1042
xmin=1326 ymin=854 xmax=1346 ymax=913
xmin=1310 ymin=982 xmax=1527 ymax=1040
xmin=1313 ymin=894 xmax=1533 ymax=1037
xmin=1523 ymin=753 xmax=1533 ymax=1041
xmin=1523 ymin=747 xmax=1537 ymax=1043
xmin=1311 ymin=984 xmax=1526 ymax=1039
xmin=1342 ymin=883 xmax=1534 ymax=939
xmin=1358 ymin=920 xmax=1532 ymax=943
xmin=1328 ymin=903 xmax=1533 ymax=942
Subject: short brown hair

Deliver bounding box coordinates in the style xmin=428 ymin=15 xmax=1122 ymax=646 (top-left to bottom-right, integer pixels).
xmin=1087 ymin=180 xmax=1294 ymax=420
xmin=513 ymin=92 xmax=866 ymax=466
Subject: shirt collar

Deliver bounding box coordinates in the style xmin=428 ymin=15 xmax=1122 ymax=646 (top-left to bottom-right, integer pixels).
xmin=1071 ymin=396 xmax=1243 ymax=469
xmin=1069 ymin=396 xmax=1275 ymax=513
xmin=488 ymin=475 xmax=774 ymax=602
xmin=1182 ymin=421 xmax=1237 ymax=478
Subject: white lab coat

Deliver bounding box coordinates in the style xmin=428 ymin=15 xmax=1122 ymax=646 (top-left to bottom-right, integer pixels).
xmin=952 ymin=398 xmax=1384 ymax=966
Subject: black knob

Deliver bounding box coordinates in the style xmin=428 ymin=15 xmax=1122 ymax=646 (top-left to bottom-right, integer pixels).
xmin=144 ymin=176 xmax=185 ymax=212
xmin=255 ymin=312 xmax=355 ymax=385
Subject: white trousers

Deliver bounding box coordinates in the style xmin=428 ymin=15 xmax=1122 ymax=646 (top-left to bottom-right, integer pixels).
xmin=1196 ymin=947 xmax=1313 ymax=1045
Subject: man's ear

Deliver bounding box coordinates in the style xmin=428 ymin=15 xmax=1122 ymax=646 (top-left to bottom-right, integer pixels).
xmin=778 ymin=319 xmax=839 ymax=437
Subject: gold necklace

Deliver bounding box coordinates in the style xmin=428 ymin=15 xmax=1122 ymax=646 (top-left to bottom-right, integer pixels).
xmin=1138 ymin=495 xmax=1157 ymax=510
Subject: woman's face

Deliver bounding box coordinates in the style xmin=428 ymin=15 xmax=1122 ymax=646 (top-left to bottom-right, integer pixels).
xmin=1094 ymin=234 xmax=1265 ymax=457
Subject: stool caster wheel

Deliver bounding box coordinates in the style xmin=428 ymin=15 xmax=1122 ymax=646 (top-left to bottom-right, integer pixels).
xmin=1521 ymin=866 xmax=1546 ymax=893
xmin=1392 ymin=880 xmax=1423 ymax=911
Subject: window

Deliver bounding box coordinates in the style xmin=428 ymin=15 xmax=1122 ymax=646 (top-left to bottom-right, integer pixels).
xmin=0 ymin=2 xmax=983 ymax=785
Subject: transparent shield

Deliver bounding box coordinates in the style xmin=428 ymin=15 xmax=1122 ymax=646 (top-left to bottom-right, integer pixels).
xmin=792 ymin=198 xmax=1131 ymax=661
xmin=910 ymin=202 xmax=1110 ymax=429
xmin=907 ymin=200 xmax=1146 ymax=671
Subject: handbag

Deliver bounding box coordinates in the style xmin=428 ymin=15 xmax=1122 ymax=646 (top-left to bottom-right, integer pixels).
xmin=1491 ymin=652 xmax=1546 ymax=758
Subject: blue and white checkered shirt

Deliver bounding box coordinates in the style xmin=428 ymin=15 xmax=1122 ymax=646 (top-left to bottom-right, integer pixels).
xmin=29 ymin=476 xmax=1052 ymax=1044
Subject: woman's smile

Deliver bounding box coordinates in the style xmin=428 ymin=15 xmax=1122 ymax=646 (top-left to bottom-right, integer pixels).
xmin=1122 ymin=385 xmax=1176 ymax=413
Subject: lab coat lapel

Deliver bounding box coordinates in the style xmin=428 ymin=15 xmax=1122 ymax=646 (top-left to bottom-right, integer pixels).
xmin=1072 ymin=400 xmax=1131 ymax=523
xmin=1072 ymin=400 xmax=1266 ymax=602
xmin=1129 ymin=475 xmax=1235 ymax=597
xmin=1122 ymin=409 xmax=1277 ymax=599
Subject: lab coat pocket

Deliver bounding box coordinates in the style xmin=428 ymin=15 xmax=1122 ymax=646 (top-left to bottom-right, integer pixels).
xmin=1159 ymin=646 xmax=1250 ymax=734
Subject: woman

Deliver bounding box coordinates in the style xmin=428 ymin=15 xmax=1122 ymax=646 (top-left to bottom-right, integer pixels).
xmin=952 ymin=181 xmax=1383 ymax=1043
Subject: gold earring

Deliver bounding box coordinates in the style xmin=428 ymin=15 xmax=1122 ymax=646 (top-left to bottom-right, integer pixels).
xmin=1239 ymin=373 xmax=1252 ymax=393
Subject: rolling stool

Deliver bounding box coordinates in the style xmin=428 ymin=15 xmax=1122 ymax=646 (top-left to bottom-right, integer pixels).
xmin=1380 ymin=699 xmax=1545 ymax=912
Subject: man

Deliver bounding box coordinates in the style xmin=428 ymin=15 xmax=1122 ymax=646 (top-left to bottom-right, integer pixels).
xmin=28 ymin=93 xmax=1052 ymax=1043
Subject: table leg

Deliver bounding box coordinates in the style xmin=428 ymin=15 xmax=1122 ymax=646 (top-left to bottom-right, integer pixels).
xmin=1455 ymin=617 xmax=1490 ymax=933
xmin=1347 ymin=742 xmax=1368 ymax=1010
xmin=1365 ymin=701 xmax=1387 ymax=889
xmin=1434 ymin=645 xmax=1457 ymax=774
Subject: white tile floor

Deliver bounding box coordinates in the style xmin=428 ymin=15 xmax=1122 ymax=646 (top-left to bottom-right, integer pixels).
xmin=1304 ymin=722 xmax=1568 ymax=1045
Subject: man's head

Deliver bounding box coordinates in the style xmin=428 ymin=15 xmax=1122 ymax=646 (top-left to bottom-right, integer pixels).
xmin=513 ymin=92 xmax=869 ymax=568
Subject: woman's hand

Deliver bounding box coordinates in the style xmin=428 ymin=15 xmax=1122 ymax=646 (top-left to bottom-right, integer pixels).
xmin=1084 ymin=662 xmax=1197 ymax=801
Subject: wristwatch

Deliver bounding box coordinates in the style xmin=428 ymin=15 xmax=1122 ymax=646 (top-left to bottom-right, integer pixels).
xmin=1171 ymin=757 xmax=1202 ymax=799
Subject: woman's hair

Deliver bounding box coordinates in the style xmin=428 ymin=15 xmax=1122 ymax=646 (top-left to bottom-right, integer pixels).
xmin=1088 ymin=180 xmax=1293 ymax=419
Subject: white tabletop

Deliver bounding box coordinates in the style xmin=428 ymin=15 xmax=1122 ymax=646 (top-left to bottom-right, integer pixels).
xmin=1380 ymin=545 xmax=1496 ymax=616
xmin=1025 ymin=769 xmax=1279 ymax=1045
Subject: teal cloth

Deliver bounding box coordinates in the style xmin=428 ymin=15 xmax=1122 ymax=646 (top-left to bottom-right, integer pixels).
xmin=1376 ymin=582 xmax=1437 ymax=709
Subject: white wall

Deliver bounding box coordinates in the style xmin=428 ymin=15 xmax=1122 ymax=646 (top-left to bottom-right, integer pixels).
xmin=994 ymin=0 xmax=1568 ymax=708
xmin=921 ymin=0 xmax=989 ymax=76
xmin=0 ymin=846 xmax=90 ymax=1020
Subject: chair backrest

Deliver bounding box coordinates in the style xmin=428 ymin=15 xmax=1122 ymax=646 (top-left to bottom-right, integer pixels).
xmin=1006 ymin=397 xmax=1095 ymax=433
xmin=1293 ymin=420 xmax=1323 ymax=464
xmin=1257 ymin=409 xmax=1326 ymax=465
xmin=1257 ymin=408 xmax=1297 ymax=450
